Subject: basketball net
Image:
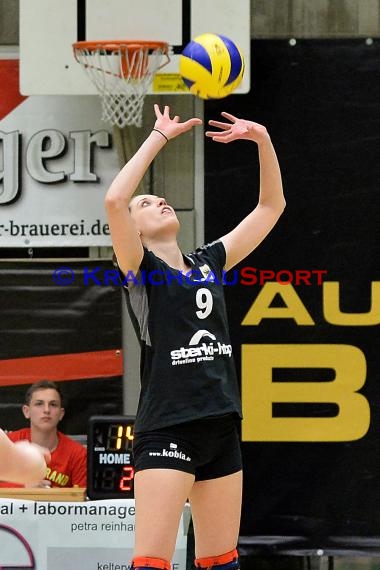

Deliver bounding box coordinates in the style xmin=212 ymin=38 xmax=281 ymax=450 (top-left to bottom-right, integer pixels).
xmin=73 ymin=41 xmax=170 ymax=128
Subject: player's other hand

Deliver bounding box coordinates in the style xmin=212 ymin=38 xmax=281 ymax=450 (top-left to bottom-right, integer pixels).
xmin=206 ymin=112 xmax=269 ymax=144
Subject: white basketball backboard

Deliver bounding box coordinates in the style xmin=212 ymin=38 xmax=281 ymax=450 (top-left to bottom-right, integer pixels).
xmin=19 ymin=0 xmax=250 ymax=96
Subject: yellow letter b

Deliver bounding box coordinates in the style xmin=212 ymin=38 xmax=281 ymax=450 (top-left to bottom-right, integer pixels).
xmin=242 ymin=344 xmax=370 ymax=442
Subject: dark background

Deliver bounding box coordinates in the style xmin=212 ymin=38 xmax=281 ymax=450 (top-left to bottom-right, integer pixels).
xmin=204 ymin=39 xmax=380 ymax=553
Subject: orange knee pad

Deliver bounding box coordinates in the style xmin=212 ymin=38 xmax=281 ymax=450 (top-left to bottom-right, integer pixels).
xmin=195 ymin=548 xmax=240 ymax=570
xmin=131 ymin=556 xmax=171 ymax=570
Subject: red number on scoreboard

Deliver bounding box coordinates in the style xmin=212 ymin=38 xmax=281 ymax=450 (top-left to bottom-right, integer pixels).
xmin=119 ymin=466 xmax=135 ymax=492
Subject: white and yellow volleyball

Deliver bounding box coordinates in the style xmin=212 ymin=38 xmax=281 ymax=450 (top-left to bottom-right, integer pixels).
xmin=179 ymin=33 xmax=245 ymax=99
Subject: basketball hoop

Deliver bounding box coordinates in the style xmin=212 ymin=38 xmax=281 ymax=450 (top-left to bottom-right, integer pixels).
xmin=72 ymin=40 xmax=170 ymax=128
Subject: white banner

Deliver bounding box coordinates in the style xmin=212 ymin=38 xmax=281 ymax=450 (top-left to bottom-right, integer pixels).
xmin=0 ymin=56 xmax=120 ymax=247
xmin=0 ymin=498 xmax=189 ymax=570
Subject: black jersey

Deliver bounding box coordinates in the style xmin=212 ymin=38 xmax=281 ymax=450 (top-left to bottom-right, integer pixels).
xmin=121 ymin=240 xmax=242 ymax=432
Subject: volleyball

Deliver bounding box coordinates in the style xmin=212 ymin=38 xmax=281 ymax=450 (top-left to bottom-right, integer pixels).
xmin=179 ymin=33 xmax=245 ymax=99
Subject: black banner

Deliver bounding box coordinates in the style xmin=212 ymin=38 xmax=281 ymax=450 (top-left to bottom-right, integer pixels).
xmin=0 ymin=260 xmax=123 ymax=434
xmin=204 ymin=40 xmax=380 ymax=553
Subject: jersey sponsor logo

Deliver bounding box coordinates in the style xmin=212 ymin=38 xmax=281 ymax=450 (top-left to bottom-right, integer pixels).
xmin=189 ymin=330 xmax=216 ymax=344
xmin=171 ymin=329 xmax=232 ymax=366
xmin=148 ymin=443 xmax=191 ymax=462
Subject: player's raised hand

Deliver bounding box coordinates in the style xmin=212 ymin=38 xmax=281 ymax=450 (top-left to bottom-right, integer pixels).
xmin=153 ymin=104 xmax=202 ymax=140
xmin=206 ymin=111 xmax=269 ymax=144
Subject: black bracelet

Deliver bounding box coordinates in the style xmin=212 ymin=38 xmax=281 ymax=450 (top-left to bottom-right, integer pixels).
xmin=152 ymin=128 xmax=169 ymax=142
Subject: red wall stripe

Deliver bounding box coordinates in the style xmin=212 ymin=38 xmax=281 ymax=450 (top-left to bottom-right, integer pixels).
xmin=0 ymin=350 xmax=123 ymax=386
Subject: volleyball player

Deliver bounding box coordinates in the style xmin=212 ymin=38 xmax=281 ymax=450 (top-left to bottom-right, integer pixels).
xmin=105 ymin=104 xmax=285 ymax=570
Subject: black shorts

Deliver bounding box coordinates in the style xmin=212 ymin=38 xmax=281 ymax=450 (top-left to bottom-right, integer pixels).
xmin=133 ymin=414 xmax=242 ymax=481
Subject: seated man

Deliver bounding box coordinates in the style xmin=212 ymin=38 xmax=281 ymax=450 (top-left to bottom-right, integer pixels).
xmin=0 ymin=380 xmax=87 ymax=488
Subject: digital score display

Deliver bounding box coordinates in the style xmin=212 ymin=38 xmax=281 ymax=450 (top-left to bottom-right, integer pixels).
xmin=87 ymin=415 xmax=135 ymax=500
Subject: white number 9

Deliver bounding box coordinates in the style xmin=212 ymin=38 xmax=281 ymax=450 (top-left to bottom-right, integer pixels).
xmin=196 ymin=288 xmax=213 ymax=319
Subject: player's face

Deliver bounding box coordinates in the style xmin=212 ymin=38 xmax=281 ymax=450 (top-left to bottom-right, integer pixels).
xmin=129 ymin=194 xmax=179 ymax=239
xmin=23 ymin=389 xmax=64 ymax=431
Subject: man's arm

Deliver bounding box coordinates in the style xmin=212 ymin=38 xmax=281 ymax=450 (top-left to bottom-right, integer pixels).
xmin=70 ymin=442 xmax=87 ymax=487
